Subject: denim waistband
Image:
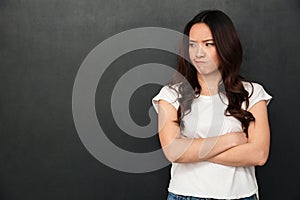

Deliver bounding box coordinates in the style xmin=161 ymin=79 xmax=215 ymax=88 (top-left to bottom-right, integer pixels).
xmin=167 ymin=192 xmax=257 ymax=200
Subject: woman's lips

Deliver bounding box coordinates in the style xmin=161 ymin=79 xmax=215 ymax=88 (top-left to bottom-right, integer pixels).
xmin=194 ymin=60 xmax=206 ymax=64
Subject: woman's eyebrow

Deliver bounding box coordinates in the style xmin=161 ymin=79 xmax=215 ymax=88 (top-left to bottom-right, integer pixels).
xmin=189 ymin=39 xmax=214 ymax=42
xmin=202 ymin=39 xmax=214 ymax=42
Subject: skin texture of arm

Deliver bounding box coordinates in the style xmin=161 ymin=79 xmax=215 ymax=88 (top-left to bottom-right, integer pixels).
xmin=207 ymin=100 xmax=271 ymax=166
xmin=158 ymin=100 xmax=247 ymax=163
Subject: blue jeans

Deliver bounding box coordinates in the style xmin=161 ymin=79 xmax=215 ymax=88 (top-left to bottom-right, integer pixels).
xmin=167 ymin=192 xmax=257 ymax=200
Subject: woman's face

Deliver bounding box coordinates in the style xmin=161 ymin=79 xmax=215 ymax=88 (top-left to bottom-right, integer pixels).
xmin=189 ymin=23 xmax=220 ymax=77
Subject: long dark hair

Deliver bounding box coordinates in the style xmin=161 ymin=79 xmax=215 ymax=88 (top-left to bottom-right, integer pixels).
xmin=169 ymin=9 xmax=254 ymax=135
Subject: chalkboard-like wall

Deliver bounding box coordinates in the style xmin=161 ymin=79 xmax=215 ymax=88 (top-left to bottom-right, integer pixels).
xmin=0 ymin=0 xmax=299 ymax=199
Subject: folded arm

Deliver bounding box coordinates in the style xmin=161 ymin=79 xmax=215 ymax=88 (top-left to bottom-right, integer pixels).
xmin=157 ymin=100 xmax=247 ymax=163
xmin=207 ymin=100 xmax=271 ymax=166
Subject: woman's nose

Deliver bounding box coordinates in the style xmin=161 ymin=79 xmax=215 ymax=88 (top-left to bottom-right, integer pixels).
xmin=196 ymin=45 xmax=205 ymax=58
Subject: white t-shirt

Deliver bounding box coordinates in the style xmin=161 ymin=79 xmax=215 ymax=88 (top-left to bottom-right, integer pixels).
xmin=152 ymin=82 xmax=272 ymax=199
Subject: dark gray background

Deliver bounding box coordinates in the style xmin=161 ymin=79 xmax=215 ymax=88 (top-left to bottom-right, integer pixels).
xmin=1 ymin=0 xmax=299 ymax=199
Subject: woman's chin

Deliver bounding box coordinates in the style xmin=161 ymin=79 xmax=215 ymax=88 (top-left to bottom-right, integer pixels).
xmin=197 ymin=70 xmax=216 ymax=76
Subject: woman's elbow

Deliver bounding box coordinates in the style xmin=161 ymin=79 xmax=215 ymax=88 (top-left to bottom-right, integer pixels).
xmin=256 ymin=149 xmax=269 ymax=166
xmin=164 ymin=154 xmax=177 ymax=163
xmin=162 ymin=149 xmax=192 ymax=163
xmin=162 ymin=148 xmax=180 ymax=163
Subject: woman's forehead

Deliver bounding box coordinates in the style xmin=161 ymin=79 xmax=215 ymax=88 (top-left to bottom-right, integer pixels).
xmin=189 ymin=23 xmax=213 ymax=41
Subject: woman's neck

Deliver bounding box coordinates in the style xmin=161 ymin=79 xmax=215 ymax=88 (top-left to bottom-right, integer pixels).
xmin=197 ymin=73 xmax=222 ymax=96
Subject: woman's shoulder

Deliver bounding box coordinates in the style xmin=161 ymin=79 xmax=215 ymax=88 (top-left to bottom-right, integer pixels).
xmin=242 ymin=81 xmax=272 ymax=109
xmin=160 ymin=82 xmax=182 ymax=95
xmin=152 ymin=82 xmax=182 ymax=112
xmin=242 ymin=81 xmax=264 ymax=93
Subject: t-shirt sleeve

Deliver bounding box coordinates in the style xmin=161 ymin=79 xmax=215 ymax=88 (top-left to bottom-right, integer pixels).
xmin=247 ymin=83 xmax=272 ymax=110
xmin=152 ymin=85 xmax=180 ymax=113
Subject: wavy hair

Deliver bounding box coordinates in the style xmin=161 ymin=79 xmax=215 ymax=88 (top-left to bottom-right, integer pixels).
xmin=169 ymin=10 xmax=254 ymax=136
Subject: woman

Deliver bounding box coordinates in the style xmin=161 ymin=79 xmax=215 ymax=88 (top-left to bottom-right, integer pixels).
xmin=152 ymin=10 xmax=272 ymax=200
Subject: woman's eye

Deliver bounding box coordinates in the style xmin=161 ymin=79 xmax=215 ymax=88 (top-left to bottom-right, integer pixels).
xmin=206 ymin=43 xmax=215 ymax=46
xmin=189 ymin=43 xmax=197 ymax=47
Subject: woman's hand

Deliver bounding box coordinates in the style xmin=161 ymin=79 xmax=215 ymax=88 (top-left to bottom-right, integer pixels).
xmin=224 ymin=132 xmax=248 ymax=147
